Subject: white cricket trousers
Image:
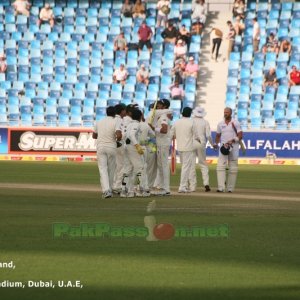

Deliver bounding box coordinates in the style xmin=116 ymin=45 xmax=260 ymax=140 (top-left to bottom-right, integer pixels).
xmin=97 ymin=146 xmax=117 ymax=193
xmin=113 ymin=145 xmax=125 ymax=190
xmin=189 ymin=146 xmax=209 ymax=189
xmin=124 ymin=145 xmax=144 ymax=193
xmin=179 ymin=151 xmax=195 ymax=191
xmin=146 ymin=146 xmax=157 ymax=190
xmin=156 ymin=144 xmax=170 ymax=193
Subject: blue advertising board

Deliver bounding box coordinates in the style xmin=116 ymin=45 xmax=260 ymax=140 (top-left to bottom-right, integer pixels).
xmin=207 ymin=131 xmax=300 ymax=158
xmin=0 ymin=128 xmax=8 ymax=154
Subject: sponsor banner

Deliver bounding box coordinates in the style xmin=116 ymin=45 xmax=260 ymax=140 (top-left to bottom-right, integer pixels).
xmin=0 ymin=128 xmax=8 ymax=154
xmin=8 ymin=128 xmax=96 ymax=155
xmin=207 ymin=131 xmax=300 ymax=158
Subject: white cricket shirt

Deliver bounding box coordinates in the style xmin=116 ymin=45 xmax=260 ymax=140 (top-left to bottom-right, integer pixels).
xmin=94 ymin=116 xmax=118 ymax=149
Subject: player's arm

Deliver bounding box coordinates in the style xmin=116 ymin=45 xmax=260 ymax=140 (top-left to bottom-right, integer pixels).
xmin=205 ymin=121 xmax=214 ymax=146
xmin=214 ymin=133 xmax=221 ymax=149
xmin=92 ymin=133 xmax=97 ymax=139
xmin=115 ymin=130 xmax=122 ymax=141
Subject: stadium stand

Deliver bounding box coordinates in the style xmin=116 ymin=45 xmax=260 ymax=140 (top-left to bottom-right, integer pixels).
xmin=0 ymin=0 xmax=202 ymax=127
xmin=227 ymin=1 xmax=300 ymax=130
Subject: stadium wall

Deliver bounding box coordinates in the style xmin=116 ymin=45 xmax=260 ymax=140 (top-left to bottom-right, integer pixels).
xmin=0 ymin=128 xmax=300 ymax=160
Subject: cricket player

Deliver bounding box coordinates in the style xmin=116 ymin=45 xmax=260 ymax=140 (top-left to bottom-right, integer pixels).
xmin=112 ymin=104 xmax=127 ymax=193
xmin=153 ymin=100 xmax=172 ymax=196
xmin=121 ymin=109 xmax=145 ymax=198
xmin=170 ymin=107 xmax=200 ymax=193
xmin=215 ymin=107 xmax=243 ymax=192
xmin=188 ymin=106 xmax=214 ymax=192
xmin=93 ymin=106 xmax=122 ymax=199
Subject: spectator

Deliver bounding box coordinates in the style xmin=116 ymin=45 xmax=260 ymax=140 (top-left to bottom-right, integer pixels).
xmin=234 ymin=15 xmax=245 ymax=36
xmin=0 ymin=54 xmax=7 ymax=73
xmin=174 ymin=39 xmax=187 ymax=61
xmin=161 ymin=22 xmax=179 ymax=44
xmin=191 ymin=21 xmax=204 ymax=35
xmin=232 ymin=0 xmax=245 ymax=19
xmin=114 ymin=32 xmax=127 ymax=51
xmin=13 ymin=0 xmax=31 ymax=17
xmin=136 ymin=64 xmax=149 ymax=85
xmin=262 ymin=33 xmax=279 ymax=54
xmin=170 ymin=81 xmax=185 ymax=100
xmin=264 ymin=68 xmax=278 ymax=89
xmin=172 ymin=59 xmax=186 ymax=84
xmin=178 ymin=24 xmax=191 ymax=46
xmin=138 ymin=21 xmax=153 ymax=54
xmin=184 ymin=56 xmax=199 ymax=78
xmin=113 ymin=64 xmax=128 ymax=85
xmin=279 ymin=39 xmax=292 ymax=55
xmin=210 ymin=28 xmax=223 ymax=62
xmin=289 ymin=65 xmax=300 ymax=86
xmin=192 ymin=0 xmax=207 ymax=24
xmin=37 ymin=3 xmax=55 ymax=28
xmin=156 ymin=0 xmax=171 ymax=27
xmin=252 ymin=18 xmax=260 ymax=52
xmin=121 ymin=0 xmax=133 ymax=18
xmin=226 ymin=21 xmax=236 ymax=60
xmin=132 ymin=0 xmax=146 ymax=19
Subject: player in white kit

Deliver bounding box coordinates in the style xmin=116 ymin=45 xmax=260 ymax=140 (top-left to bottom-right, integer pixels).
xmin=188 ymin=106 xmax=214 ymax=192
xmin=93 ymin=106 xmax=122 ymax=198
xmin=121 ymin=109 xmax=145 ymax=198
xmin=171 ymin=107 xmax=200 ymax=193
xmin=112 ymin=104 xmax=126 ymax=193
xmin=214 ymin=107 xmax=243 ymax=192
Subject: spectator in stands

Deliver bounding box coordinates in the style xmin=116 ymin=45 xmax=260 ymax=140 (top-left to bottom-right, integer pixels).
xmin=0 ymin=53 xmax=7 ymax=73
xmin=113 ymin=64 xmax=128 ymax=85
xmin=226 ymin=21 xmax=236 ymax=60
xmin=136 ymin=64 xmax=149 ymax=85
xmin=210 ymin=28 xmax=223 ymax=62
xmin=170 ymin=81 xmax=185 ymax=100
xmin=121 ymin=0 xmax=133 ymax=18
xmin=232 ymin=0 xmax=245 ymax=19
xmin=233 ymin=16 xmax=245 ymax=36
xmin=191 ymin=21 xmax=204 ymax=36
xmin=132 ymin=0 xmax=146 ymax=19
xmin=156 ymin=0 xmax=171 ymax=27
xmin=138 ymin=21 xmax=153 ymax=54
xmin=279 ymin=39 xmax=292 ymax=55
xmin=178 ymin=24 xmax=191 ymax=46
xmin=264 ymin=68 xmax=278 ymax=89
xmin=172 ymin=59 xmax=186 ymax=84
xmin=37 ymin=3 xmax=55 ymax=28
xmin=114 ymin=32 xmax=128 ymax=52
xmin=252 ymin=18 xmax=260 ymax=52
xmin=13 ymin=0 xmax=31 ymax=17
xmin=174 ymin=39 xmax=187 ymax=61
xmin=192 ymin=0 xmax=207 ymax=24
xmin=262 ymin=33 xmax=279 ymax=54
xmin=184 ymin=56 xmax=199 ymax=78
xmin=161 ymin=22 xmax=179 ymax=44
xmin=289 ymin=65 xmax=300 ymax=87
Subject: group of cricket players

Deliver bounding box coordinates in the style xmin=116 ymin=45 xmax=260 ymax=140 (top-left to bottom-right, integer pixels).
xmin=93 ymin=100 xmax=243 ymax=199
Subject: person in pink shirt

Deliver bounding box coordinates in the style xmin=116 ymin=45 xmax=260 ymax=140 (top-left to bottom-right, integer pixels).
xmin=170 ymin=81 xmax=184 ymax=100
xmin=184 ymin=56 xmax=199 ymax=78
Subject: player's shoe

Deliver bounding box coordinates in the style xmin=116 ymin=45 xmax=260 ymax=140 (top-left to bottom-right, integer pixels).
xmin=205 ymin=185 xmax=211 ymax=192
xmin=178 ymin=188 xmax=189 ymax=193
xmin=112 ymin=189 xmax=121 ymax=195
xmin=102 ymin=191 xmax=112 ymax=199
xmin=217 ymin=189 xmax=224 ymax=193
xmin=142 ymin=191 xmax=151 ymax=197
xmin=127 ymin=192 xmax=135 ymax=198
xmin=120 ymin=191 xmax=127 ymax=198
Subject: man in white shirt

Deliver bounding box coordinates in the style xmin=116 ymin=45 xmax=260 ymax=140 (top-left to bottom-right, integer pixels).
xmin=188 ymin=107 xmax=214 ymax=192
xmin=156 ymin=0 xmax=170 ymax=27
xmin=122 ymin=109 xmax=145 ymax=198
xmin=153 ymin=99 xmax=172 ymax=195
xmin=38 ymin=3 xmax=55 ymax=27
xmin=214 ymin=107 xmax=243 ymax=193
xmin=192 ymin=0 xmax=207 ymax=24
xmin=170 ymin=107 xmax=200 ymax=193
xmin=252 ymin=17 xmax=260 ymax=52
xmin=112 ymin=104 xmax=127 ymax=194
xmin=93 ymin=106 xmax=122 ymax=199
xmin=113 ymin=64 xmax=128 ymax=85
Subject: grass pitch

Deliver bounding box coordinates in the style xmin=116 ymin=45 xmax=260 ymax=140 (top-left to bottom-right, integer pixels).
xmin=0 ymin=161 xmax=300 ymax=300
